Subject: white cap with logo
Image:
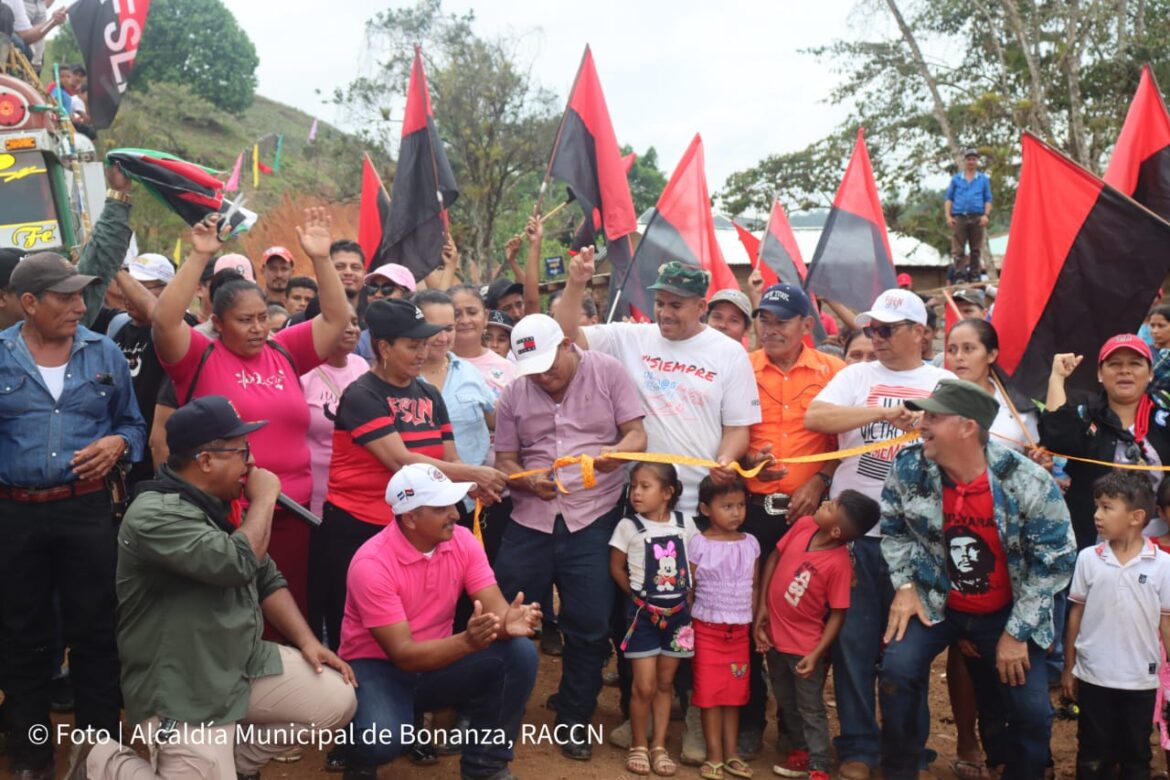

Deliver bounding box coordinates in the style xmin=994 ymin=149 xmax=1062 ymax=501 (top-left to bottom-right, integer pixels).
xmin=385 ymin=463 xmax=475 ymax=514
xmin=510 ymin=314 xmax=565 ymax=377
xmin=127 ymin=253 xmax=176 ymax=284
xmin=855 ymin=288 xmax=928 ymax=327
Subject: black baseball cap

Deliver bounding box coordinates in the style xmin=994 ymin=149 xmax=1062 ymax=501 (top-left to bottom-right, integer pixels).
xmin=166 ymin=395 xmax=268 ymax=455
xmin=366 ymin=298 xmax=444 ymax=341
xmin=904 ymin=379 xmax=999 ymax=432
xmin=486 ymin=309 xmax=515 ymax=331
xmin=0 ymin=248 xmax=26 ymax=289
xmin=9 ymin=252 xmax=98 ymax=296
xmin=484 ymin=277 xmax=523 ymax=308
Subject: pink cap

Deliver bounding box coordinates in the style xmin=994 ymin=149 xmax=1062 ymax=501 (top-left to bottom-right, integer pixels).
xmin=212 ymin=254 xmax=255 ymax=282
xmin=364 ymin=263 xmax=416 ymax=292
xmin=262 ymin=246 xmax=294 ymax=265
xmin=896 ymin=272 xmax=912 ymax=288
xmin=1098 ymin=333 xmax=1153 ymax=365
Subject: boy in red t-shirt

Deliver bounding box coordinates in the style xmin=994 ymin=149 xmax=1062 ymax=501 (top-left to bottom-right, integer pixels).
xmin=754 ymin=490 xmax=881 ymax=779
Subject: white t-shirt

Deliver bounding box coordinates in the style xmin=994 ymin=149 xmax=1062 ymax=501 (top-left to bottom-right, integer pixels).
xmin=990 ymin=384 xmax=1039 ymax=453
xmin=3 ymin=0 xmax=32 ymax=31
xmin=37 ymin=363 xmax=66 ymax=401
xmin=585 ymin=323 xmax=761 ymax=517
xmin=814 ymin=360 xmax=954 ymax=535
xmin=1069 ymin=540 xmax=1170 ymax=690
xmin=609 ymin=512 xmax=700 ymax=600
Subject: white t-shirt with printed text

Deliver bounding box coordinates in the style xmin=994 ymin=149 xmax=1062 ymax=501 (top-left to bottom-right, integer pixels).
xmin=584 ymin=323 xmax=761 ymax=517
xmin=814 ymin=360 xmax=954 ymax=536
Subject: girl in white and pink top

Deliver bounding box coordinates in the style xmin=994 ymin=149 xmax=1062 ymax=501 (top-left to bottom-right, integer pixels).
xmin=449 ymin=284 xmax=515 ymax=397
xmin=687 ymin=477 xmax=760 ymax=778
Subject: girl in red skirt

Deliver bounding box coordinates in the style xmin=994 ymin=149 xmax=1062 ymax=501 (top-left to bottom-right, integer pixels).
xmin=688 ymin=475 xmax=760 ymax=779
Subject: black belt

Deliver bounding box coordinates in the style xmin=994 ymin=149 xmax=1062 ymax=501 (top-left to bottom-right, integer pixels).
xmin=748 ymin=492 xmax=790 ymax=516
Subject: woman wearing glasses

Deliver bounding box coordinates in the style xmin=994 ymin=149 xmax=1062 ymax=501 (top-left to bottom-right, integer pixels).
xmin=354 ymin=263 xmax=416 ymax=361
xmin=152 ymin=209 xmax=350 ymax=629
xmin=1040 ymin=334 xmax=1170 ymax=550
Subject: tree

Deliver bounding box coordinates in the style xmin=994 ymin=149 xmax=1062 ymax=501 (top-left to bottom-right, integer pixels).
xmin=130 ymin=0 xmax=258 ymax=114
xmin=622 ymin=145 xmax=668 ymax=216
xmin=718 ymin=0 xmax=1170 ymax=232
xmin=335 ymin=0 xmax=559 ymax=282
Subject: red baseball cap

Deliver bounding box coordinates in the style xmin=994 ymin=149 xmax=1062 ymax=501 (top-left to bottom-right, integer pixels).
xmin=1098 ymin=333 xmax=1153 ymax=365
xmin=262 ymin=246 xmax=294 ymax=265
xmin=896 ymin=272 xmax=912 ymax=289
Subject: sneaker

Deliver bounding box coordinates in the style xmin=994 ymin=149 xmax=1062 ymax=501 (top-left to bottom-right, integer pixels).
xmin=272 ymin=746 xmax=303 ymax=763
xmin=808 ymin=772 xmax=830 ymax=780
xmin=680 ymin=705 xmax=706 ymax=766
xmin=772 ymin=749 xmax=809 ymax=777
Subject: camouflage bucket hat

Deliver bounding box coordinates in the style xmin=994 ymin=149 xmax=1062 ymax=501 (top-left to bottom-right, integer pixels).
xmin=647 ymin=260 xmax=709 ymax=298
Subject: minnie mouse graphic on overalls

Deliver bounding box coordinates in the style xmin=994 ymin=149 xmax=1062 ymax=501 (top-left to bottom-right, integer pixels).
xmin=619 ymin=512 xmax=695 ymax=658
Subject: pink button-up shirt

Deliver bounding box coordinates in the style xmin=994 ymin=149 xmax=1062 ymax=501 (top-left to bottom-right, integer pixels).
xmin=495 ymin=349 xmax=643 ymax=533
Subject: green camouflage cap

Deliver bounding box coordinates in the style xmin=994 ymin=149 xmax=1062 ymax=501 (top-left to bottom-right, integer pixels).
xmin=647 ymin=260 xmax=709 ymax=298
xmin=904 ymin=379 xmax=999 ymax=431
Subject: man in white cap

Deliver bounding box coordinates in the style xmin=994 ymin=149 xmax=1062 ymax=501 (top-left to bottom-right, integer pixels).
xmin=493 ymin=314 xmax=646 ymax=761
xmin=340 ymin=463 xmax=541 ymax=780
xmin=355 ymin=262 xmax=416 ymax=361
xmin=804 ymin=288 xmax=955 ymax=780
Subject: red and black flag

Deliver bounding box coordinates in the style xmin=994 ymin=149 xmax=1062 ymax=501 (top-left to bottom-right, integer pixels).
xmin=613 ymin=134 xmax=737 ymax=321
xmin=803 ymin=128 xmax=897 ymax=313
xmin=548 ymin=46 xmax=637 ymax=247
xmin=760 ymin=199 xmax=811 ymax=287
xmin=383 ymin=46 xmax=458 ymax=279
xmin=68 ymin=0 xmax=151 ymax=129
xmin=994 ymin=133 xmax=1170 ymax=400
xmin=1104 ymin=64 xmax=1170 ymax=220
xmin=358 ymin=153 xmax=392 ymax=267
xmin=570 ymin=152 xmax=638 ymax=252
xmin=105 ymin=148 xmax=255 ymax=236
xmin=731 ymin=220 xmax=773 ymax=286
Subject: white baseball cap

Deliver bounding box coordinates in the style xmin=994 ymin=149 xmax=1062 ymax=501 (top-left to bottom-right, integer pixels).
xmin=127 ymin=253 xmax=175 ymax=284
xmin=855 ymin=288 xmax=928 ymax=326
xmin=385 ymin=463 xmax=475 ymax=514
xmin=511 ymin=314 xmax=565 ymax=377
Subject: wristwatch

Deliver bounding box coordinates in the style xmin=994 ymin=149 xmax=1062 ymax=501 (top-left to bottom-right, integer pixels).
xmin=814 ymin=471 xmax=833 ymax=488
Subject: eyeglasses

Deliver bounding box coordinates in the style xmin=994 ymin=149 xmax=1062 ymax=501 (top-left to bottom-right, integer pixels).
xmin=201 ymin=443 xmax=251 ymax=461
xmin=365 ymin=283 xmax=405 ymax=297
xmin=862 ymin=321 xmax=912 ymax=339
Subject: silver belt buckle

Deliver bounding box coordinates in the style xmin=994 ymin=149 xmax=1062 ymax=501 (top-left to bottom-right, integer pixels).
xmin=763 ymin=493 xmax=789 ymax=517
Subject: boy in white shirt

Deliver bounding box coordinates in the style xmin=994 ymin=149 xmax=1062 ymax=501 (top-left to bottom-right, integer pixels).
xmin=1063 ymin=470 xmax=1170 ymax=778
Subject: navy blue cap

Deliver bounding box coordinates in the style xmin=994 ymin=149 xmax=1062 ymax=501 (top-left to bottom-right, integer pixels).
xmin=166 ymin=395 xmax=267 ymax=455
xmin=752 ymin=283 xmax=811 ymax=320
xmin=366 ymin=298 xmax=444 ymax=341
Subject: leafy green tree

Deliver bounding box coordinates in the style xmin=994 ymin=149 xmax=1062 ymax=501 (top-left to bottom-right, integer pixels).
xmin=131 ymin=0 xmax=258 ymax=114
xmin=622 ymin=145 xmax=668 ymax=216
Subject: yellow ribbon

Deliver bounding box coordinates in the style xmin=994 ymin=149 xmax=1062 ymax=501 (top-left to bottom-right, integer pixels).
xmin=989 ymin=431 xmax=1170 ymax=471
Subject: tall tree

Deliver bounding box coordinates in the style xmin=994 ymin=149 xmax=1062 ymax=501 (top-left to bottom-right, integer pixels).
xmin=621 ymin=145 xmax=668 ymax=216
xmin=130 ymin=0 xmax=258 ymax=114
xmin=335 ymin=0 xmax=558 ymax=281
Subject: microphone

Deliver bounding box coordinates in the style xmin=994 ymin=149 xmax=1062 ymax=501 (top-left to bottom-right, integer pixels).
xmin=276 ymin=492 xmax=322 ymax=528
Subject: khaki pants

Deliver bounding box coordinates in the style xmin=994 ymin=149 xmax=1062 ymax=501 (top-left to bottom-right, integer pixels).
xmin=86 ymin=645 xmax=357 ymax=778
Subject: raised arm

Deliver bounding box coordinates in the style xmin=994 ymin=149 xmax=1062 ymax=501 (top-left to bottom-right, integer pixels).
xmin=555 ymin=246 xmax=596 ymax=349
xmin=152 ymin=216 xmax=222 ymax=364
xmin=296 ymin=208 xmax=349 ymax=360
xmin=78 ymin=166 xmax=134 ymax=326
xmin=523 ymin=215 xmax=543 ymax=316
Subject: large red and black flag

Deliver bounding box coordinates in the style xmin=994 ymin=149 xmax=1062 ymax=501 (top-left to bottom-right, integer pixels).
xmin=994 ymin=133 xmax=1170 ymax=401
xmin=570 ymin=152 xmax=638 ymax=252
xmin=803 ymin=128 xmax=897 ymax=313
xmin=731 ymin=220 xmax=773 ymax=286
xmin=613 ymin=134 xmax=737 ymax=321
xmin=106 ymin=148 xmax=255 ymax=236
xmin=383 ymin=46 xmax=458 ymax=279
xmin=358 ymin=153 xmax=392 ymax=267
xmin=68 ymin=0 xmax=150 ymax=130
xmin=1104 ymin=64 xmax=1170 ymax=220
xmin=760 ymin=199 xmax=811 ymax=287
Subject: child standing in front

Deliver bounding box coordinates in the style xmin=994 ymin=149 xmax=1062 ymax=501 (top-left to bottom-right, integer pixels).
xmin=610 ymin=461 xmax=699 ymax=777
xmin=754 ymin=490 xmax=880 ymax=780
xmin=1063 ymin=471 xmax=1170 ymax=779
xmin=688 ymin=475 xmax=759 ymax=780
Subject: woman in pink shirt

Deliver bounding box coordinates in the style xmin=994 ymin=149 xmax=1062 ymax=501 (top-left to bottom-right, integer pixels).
xmin=152 ymin=209 xmax=349 ymax=628
xmin=449 ymin=284 xmax=515 ymax=397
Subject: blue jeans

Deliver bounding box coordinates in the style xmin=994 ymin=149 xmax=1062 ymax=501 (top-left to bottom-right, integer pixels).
xmin=879 ymin=606 xmax=1052 ymax=780
xmin=493 ymin=503 xmax=620 ymax=727
xmin=347 ymin=639 xmax=538 ymax=777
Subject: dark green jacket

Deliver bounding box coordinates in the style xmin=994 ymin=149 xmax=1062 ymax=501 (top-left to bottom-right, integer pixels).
xmin=77 ymin=197 xmax=132 ymax=328
xmin=116 ymin=484 xmax=286 ymax=725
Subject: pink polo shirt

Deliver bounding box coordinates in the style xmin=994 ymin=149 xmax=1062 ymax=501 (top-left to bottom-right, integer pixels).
xmin=338 ymin=522 xmax=497 ymax=661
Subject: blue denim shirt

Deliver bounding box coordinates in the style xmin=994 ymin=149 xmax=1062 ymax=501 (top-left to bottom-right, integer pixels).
xmin=421 ymin=354 xmax=494 ymax=466
xmin=0 ymin=323 xmax=146 ymax=487
xmin=945 ymin=171 xmax=993 ymax=215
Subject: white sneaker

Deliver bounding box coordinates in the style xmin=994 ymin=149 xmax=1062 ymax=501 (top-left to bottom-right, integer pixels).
xmin=680 ymin=705 xmax=706 ymax=766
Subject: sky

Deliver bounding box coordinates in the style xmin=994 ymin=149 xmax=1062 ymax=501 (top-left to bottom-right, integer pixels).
xmin=220 ymin=0 xmax=876 ymax=202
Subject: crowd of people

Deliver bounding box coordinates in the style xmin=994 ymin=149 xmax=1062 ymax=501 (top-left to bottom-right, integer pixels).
xmin=3 ymin=173 xmax=1170 ymax=780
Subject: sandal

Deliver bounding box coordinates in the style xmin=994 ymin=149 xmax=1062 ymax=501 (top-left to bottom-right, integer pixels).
xmin=701 ymin=761 xmax=724 ymax=780
xmin=950 ymin=759 xmax=990 ymax=780
xmin=627 ymin=746 xmax=651 ymax=776
xmin=725 ymin=756 xmax=753 ymax=778
xmin=650 ymin=746 xmax=677 ymax=776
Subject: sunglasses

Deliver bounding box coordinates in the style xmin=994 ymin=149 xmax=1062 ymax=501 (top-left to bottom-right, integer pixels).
xmin=862 ymin=321 xmax=912 ymax=339
xmin=201 ymin=443 xmax=251 ymax=462
xmin=365 ymin=283 xmax=405 ymax=297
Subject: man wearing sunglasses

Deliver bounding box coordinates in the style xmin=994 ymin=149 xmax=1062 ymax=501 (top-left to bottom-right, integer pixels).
xmin=355 ymin=263 xmax=417 ymax=361
xmin=84 ymin=395 xmax=357 ymax=779
xmin=804 ymin=288 xmax=955 ymax=780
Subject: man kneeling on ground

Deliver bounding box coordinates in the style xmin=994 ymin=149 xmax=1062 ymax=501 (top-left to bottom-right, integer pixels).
xmin=340 ymin=463 xmax=541 ymax=780
xmin=84 ymin=395 xmax=357 ymax=779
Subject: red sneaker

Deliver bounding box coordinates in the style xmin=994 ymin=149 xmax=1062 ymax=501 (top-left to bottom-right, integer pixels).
xmin=771 ymin=749 xmax=810 ymax=777
xmin=808 ymin=772 xmax=830 ymax=780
